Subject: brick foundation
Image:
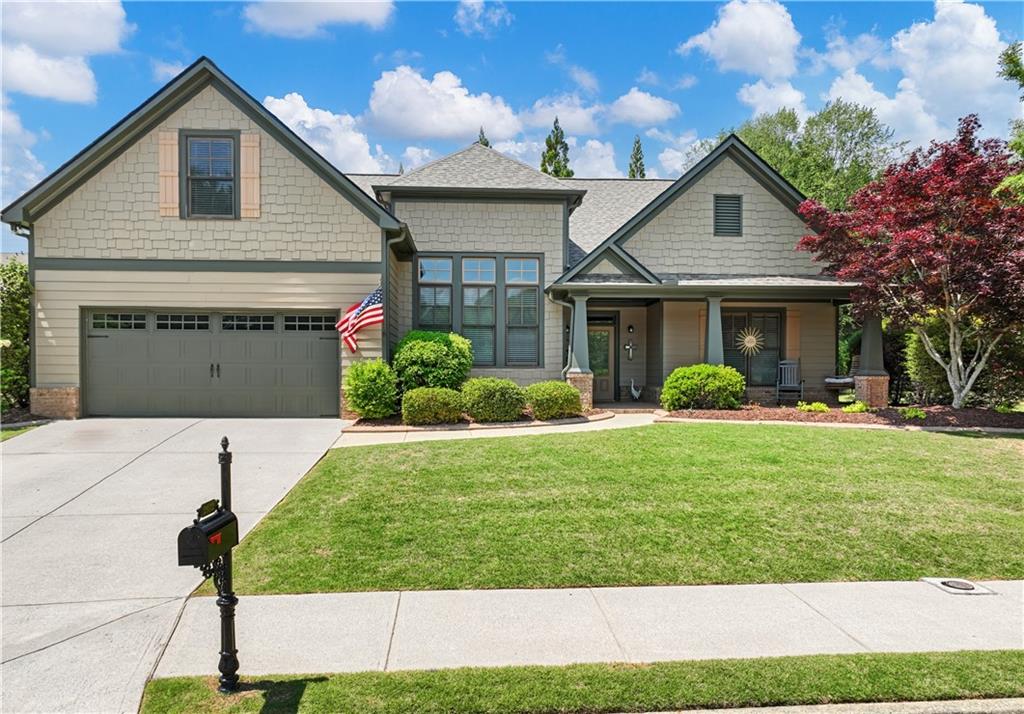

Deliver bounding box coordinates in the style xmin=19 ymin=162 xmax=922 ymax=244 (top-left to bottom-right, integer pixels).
xmin=30 ymin=387 xmax=81 ymax=419
xmin=339 ymin=387 xmax=360 ymax=420
xmin=855 ymin=375 xmax=890 ymax=408
xmin=566 ymin=372 xmax=594 ymax=411
xmin=747 ymin=385 xmax=831 ymax=405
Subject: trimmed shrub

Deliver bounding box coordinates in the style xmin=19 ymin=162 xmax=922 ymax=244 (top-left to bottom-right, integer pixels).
xmin=899 ymin=406 xmax=927 ymax=420
xmin=343 ymin=360 xmax=398 ymax=419
xmin=0 ymin=259 xmax=31 ymax=413
xmin=841 ymin=400 xmax=870 ymax=413
xmin=402 ymin=387 xmax=464 ymax=425
xmin=462 ymin=378 xmax=526 ymax=423
xmin=660 ymin=364 xmax=745 ymax=411
xmin=525 ymin=381 xmax=583 ymax=421
xmin=797 ymin=401 xmax=830 ymax=413
xmin=392 ymin=331 xmax=473 ymax=391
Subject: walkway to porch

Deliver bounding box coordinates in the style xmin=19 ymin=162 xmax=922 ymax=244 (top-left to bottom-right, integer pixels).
xmin=594 ymin=401 xmax=661 ymax=413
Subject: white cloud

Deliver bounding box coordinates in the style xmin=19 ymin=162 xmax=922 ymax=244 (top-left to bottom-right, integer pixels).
xmin=1 ymin=1 xmax=132 ymax=104
xmin=570 ymin=138 xmax=623 ymax=178
xmin=1 ymin=96 xmax=46 ymax=206
xmin=522 ymin=94 xmax=602 ymax=135
xmin=678 ymin=0 xmax=800 ymax=81
xmin=636 ymin=68 xmax=659 ymax=86
xmin=454 ymin=0 xmax=512 ymax=37
xmin=263 ymin=92 xmax=386 ymax=173
xmin=674 ymin=74 xmax=698 ymax=90
xmin=493 ymin=138 xmax=545 ymax=168
xmin=607 ymin=87 xmax=679 ymax=126
xmin=243 ymin=1 xmax=394 ymax=38
xmin=819 ymin=31 xmax=885 ymax=72
xmin=151 ymin=59 xmax=186 ymax=83
xmin=367 ymin=65 xmax=521 ymax=140
xmin=646 ymin=127 xmax=700 ymax=176
xmin=737 ymin=79 xmax=808 ymax=119
xmin=545 ymin=44 xmax=599 ymax=95
xmin=401 ymin=146 xmax=434 ymax=170
xmin=373 ymin=48 xmax=423 ymax=65
xmin=825 ymin=70 xmax=941 ymax=148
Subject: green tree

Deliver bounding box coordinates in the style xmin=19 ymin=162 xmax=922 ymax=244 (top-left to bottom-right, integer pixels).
xmin=628 ymin=135 xmax=646 ymax=178
xmin=996 ymin=42 xmax=1024 ymax=203
xmin=477 ymin=127 xmax=490 ymax=147
xmin=540 ymin=117 xmax=573 ymax=178
xmin=0 ymin=258 xmax=32 ymax=412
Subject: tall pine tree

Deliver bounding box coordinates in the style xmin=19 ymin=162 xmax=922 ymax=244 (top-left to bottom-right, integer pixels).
xmin=477 ymin=127 xmax=491 ymax=147
xmin=628 ymin=135 xmax=646 ymax=178
xmin=540 ymin=117 xmax=573 ymax=177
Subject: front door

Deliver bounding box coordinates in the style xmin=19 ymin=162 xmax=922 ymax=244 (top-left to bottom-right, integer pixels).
xmin=588 ymin=326 xmax=615 ymax=402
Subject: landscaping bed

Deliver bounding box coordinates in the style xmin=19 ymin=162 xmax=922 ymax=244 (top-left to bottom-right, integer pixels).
xmin=348 ymin=409 xmax=610 ymax=431
xmin=667 ymin=404 xmax=1024 ymax=429
xmin=142 ymin=650 xmax=1024 ymax=714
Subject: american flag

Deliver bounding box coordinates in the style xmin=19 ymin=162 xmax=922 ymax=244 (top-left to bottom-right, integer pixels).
xmin=336 ymin=286 xmax=384 ymax=353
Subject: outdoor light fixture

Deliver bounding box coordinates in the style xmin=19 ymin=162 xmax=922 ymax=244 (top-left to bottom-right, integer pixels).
xmin=627 ymin=324 xmax=635 ymax=334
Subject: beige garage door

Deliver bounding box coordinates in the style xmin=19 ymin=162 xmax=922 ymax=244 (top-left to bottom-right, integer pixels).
xmin=84 ymin=311 xmax=339 ymax=417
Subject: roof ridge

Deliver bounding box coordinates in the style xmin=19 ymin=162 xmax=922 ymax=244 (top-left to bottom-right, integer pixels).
xmin=388 ymin=144 xmax=480 ymax=185
xmin=387 ymin=142 xmax=567 ymax=190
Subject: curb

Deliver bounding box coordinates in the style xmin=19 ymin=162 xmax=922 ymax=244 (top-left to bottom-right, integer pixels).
xmin=652 ymin=416 xmax=1024 ymax=434
xmin=660 ymin=698 xmax=1024 ymax=713
xmin=344 ymin=410 xmax=616 ymax=433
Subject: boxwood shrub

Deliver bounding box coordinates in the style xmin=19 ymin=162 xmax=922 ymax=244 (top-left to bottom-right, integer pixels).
xmin=343 ymin=359 xmax=398 ymax=419
xmin=462 ymin=378 xmax=526 ymax=423
xmin=392 ymin=331 xmax=473 ymax=391
xmin=660 ymin=364 xmax=746 ymax=411
xmin=525 ymin=381 xmax=582 ymax=421
xmin=402 ymin=387 xmax=464 ymax=426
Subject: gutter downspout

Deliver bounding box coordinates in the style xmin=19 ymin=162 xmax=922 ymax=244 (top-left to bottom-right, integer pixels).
xmin=550 ymin=294 xmax=574 ymax=379
xmin=382 ymin=224 xmax=409 ymax=361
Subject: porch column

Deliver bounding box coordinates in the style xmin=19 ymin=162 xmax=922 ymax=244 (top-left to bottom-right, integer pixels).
xmin=855 ymin=314 xmax=889 ymax=408
xmin=705 ymin=297 xmax=724 ymax=365
xmin=566 ymin=295 xmax=593 ymax=411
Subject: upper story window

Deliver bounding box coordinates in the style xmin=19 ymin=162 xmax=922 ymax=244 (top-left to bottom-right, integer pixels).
xmin=713 ymin=194 xmax=743 ymax=237
xmin=183 ymin=133 xmax=238 ymax=218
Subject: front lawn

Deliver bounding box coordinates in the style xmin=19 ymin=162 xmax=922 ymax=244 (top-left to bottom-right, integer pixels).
xmin=228 ymin=424 xmax=1023 ymax=594
xmin=143 ymin=650 xmax=1024 ymax=714
xmin=0 ymin=425 xmax=37 ymax=442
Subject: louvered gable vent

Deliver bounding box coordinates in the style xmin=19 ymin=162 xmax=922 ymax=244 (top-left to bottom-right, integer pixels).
xmin=713 ymin=194 xmax=743 ymax=237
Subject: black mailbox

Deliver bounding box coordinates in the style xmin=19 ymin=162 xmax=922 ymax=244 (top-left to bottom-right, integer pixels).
xmin=177 ymin=508 xmax=239 ymax=567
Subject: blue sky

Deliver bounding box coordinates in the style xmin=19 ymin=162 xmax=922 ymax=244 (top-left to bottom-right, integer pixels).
xmin=2 ymin=1 xmax=1022 ymax=251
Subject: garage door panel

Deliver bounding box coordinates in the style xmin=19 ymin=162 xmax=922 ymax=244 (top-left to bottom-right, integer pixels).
xmin=85 ymin=311 xmax=339 ymax=417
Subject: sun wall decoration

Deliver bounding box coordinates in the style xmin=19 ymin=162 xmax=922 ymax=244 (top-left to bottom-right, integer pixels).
xmin=736 ymin=326 xmax=764 ymax=356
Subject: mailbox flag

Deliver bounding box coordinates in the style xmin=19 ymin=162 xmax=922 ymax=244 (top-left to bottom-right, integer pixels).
xmin=336 ymin=286 xmax=384 ymax=353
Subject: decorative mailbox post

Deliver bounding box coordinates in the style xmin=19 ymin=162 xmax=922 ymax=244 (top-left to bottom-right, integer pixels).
xmin=176 ymin=437 xmax=240 ymax=693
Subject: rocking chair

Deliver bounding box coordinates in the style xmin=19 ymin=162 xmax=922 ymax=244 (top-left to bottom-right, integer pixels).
xmin=776 ymin=359 xmax=805 ymax=404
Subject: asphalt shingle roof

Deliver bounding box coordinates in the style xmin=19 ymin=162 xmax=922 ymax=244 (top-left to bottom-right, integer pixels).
xmin=346 ymin=173 xmax=397 ymax=199
xmin=562 ymin=177 xmax=674 ymax=266
xmin=381 ymin=143 xmax=574 ymax=191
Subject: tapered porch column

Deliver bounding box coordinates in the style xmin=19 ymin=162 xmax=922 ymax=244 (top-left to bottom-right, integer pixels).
xmin=705 ymin=296 xmax=724 ymax=365
xmin=566 ymin=295 xmax=593 ymax=410
xmin=855 ymin=314 xmax=889 ymax=407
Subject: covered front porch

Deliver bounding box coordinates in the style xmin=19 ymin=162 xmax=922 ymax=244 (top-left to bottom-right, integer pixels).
xmin=551 ymin=279 xmax=888 ymax=410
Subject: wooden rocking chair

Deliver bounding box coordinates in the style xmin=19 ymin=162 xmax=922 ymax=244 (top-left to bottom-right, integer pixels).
xmin=776 ymin=359 xmax=805 ymax=404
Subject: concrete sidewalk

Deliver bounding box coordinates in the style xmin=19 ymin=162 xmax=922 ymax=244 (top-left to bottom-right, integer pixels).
xmin=155 ymin=579 xmax=1023 ymax=677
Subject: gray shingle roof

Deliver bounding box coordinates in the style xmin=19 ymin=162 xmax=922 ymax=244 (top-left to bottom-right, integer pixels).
xmin=562 ymin=178 xmax=674 ymax=266
xmin=664 ymin=274 xmax=856 ymax=287
xmin=346 ymin=173 xmax=398 ymax=198
xmin=382 ymin=143 xmax=574 ymax=191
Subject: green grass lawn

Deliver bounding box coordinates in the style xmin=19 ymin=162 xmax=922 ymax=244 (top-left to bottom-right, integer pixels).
xmin=142 ymin=650 xmax=1024 ymax=714
xmin=0 ymin=425 xmax=37 ymax=442
xmin=226 ymin=423 xmax=1023 ymax=595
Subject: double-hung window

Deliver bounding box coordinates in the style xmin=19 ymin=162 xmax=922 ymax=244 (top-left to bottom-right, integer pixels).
xmin=462 ymin=258 xmax=496 ymax=365
xmin=183 ymin=133 xmax=238 ymax=218
xmin=418 ymin=258 xmax=453 ymax=331
xmin=504 ymin=258 xmax=540 ymax=366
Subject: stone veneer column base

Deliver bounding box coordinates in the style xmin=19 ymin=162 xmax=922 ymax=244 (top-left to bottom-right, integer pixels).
xmin=566 ymin=372 xmax=594 ymax=411
xmin=30 ymin=387 xmax=81 ymax=419
xmin=855 ymin=375 xmax=890 ymax=409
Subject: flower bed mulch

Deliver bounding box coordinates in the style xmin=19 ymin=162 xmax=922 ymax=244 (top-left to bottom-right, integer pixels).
xmin=1 ymin=405 xmax=41 ymax=426
xmin=666 ymin=404 xmax=1024 ymax=429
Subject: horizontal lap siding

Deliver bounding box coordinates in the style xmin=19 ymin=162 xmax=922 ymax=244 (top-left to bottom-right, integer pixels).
xmin=661 ymin=301 xmax=702 ymax=381
xmin=34 ymin=270 xmax=382 ymax=387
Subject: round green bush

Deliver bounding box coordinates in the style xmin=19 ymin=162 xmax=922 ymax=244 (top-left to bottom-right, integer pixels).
xmin=392 ymin=331 xmax=473 ymax=391
xmin=462 ymin=377 xmax=526 ymax=423
xmin=660 ymin=364 xmax=746 ymax=411
xmin=343 ymin=359 xmax=398 ymax=419
xmin=402 ymin=387 xmax=464 ymax=425
xmin=525 ymin=381 xmax=582 ymax=420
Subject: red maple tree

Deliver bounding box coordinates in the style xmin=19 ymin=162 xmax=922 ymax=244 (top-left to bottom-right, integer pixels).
xmin=798 ymin=116 xmax=1024 ymax=408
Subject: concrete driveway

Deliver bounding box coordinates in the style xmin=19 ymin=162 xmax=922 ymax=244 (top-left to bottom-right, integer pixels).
xmin=1 ymin=417 xmax=344 ymax=714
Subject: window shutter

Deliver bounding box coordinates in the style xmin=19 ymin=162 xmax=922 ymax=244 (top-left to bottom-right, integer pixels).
xmin=158 ymin=132 xmax=178 ymax=217
xmin=713 ymin=194 xmax=742 ymax=236
xmin=240 ymin=133 xmax=260 ymax=218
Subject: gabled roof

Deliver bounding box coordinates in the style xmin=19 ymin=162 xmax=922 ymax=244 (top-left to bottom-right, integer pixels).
xmin=374 ymin=143 xmax=586 ymax=206
xmin=1 ymin=57 xmax=401 ymax=231
xmin=555 ymin=134 xmax=807 ymax=284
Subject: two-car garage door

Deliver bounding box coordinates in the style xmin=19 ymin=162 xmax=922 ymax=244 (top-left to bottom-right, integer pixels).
xmin=84 ymin=310 xmax=339 ymax=417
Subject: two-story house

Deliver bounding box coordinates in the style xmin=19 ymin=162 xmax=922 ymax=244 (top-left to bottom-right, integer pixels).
xmin=2 ymin=57 xmax=887 ymax=419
